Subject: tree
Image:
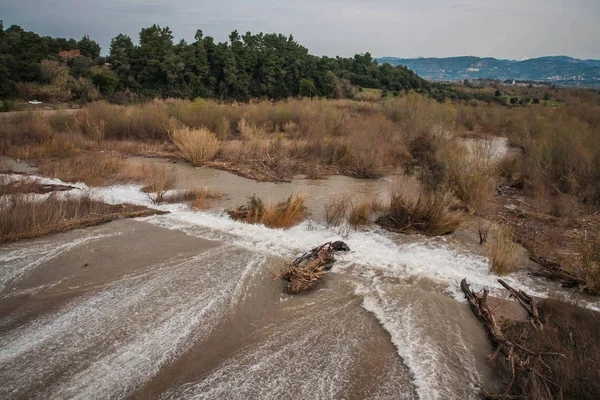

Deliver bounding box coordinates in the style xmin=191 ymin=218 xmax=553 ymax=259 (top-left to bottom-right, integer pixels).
xmin=78 ymin=35 xmax=101 ymax=59
xmin=298 ymin=78 xmax=317 ymax=97
xmin=67 ymin=56 xmax=92 ymax=77
xmin=510 ymin=97 xmax=519 ymax=104
xmin=495 ymin=89 xmax=502 ymax=97
xmin=89 ymin=67 xmax=118 ymax=93
xmin=108 ymin=33 xmax=135 ymax=89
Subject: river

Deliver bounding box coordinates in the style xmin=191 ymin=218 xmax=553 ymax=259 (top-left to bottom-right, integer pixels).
xmin=1 ymin=159 xmax=598 ymax=399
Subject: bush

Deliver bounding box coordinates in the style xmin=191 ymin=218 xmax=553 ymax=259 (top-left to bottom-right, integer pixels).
xmin=446 ymin=141 xmax=498 ymax=212
xmin=486 ymin=224 xmax=519 ymax=275
xmin=324 ymin=196 xmax=349 ymax=227
xmin=169 ymin=121 xmax=220 ymax=165
xmin=348 ymin=200 xmax=372 ymax=228
xmin=377 ymin=177 xmax=462 ymax=236
xmin=140 ymin=165 xmax=176 ymax=204
xmin=228 ymin=192 xmax=307 ymax=229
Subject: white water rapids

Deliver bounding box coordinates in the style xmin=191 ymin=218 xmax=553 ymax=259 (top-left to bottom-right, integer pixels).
xmin=1 ymin=170 xmax=599 ymax=400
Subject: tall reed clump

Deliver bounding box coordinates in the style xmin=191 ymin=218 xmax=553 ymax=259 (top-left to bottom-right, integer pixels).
xmin=348 ymin=200 xmax=372 ymax=229
xmin=168 ymin=119 xmax=220 ymax=165
xmin=486 ymin=224 xmax=519 ymax=275
xmin=376 ymin=176 xmax=463 ymax=236
xmin=445 ymin=141 xmax=499 ymax=212
xmin=228 ymin=192 xmax=307 ymax=229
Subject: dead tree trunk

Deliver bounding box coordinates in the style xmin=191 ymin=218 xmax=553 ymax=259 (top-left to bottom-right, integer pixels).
xmin=460 ymin=278 xmax=564 ymax=399
xmin=497 ymin=279 xmax=542 ymax=331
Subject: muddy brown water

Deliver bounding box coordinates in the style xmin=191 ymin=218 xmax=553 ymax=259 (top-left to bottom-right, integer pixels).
xmin=4 ymin=158 xmax=595 ymax=400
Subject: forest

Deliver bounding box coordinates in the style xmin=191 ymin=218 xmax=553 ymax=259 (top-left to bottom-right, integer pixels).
xmin=0 ymin=22 xmax=431 ymax=101
xmin=0 ymin=22 xmax=509 ymax=104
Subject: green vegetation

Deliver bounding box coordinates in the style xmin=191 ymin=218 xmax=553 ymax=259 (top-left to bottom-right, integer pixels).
xmin=0 ymin=22 xmax=430 ymax=101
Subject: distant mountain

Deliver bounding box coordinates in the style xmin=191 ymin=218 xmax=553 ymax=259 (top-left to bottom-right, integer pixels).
xmin=376 ymin=56 xmax=600 ymax=87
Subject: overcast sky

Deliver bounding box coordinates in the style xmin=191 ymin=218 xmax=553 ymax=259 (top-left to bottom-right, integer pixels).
xmin=2 ymin=0 xmax=599 ymax=59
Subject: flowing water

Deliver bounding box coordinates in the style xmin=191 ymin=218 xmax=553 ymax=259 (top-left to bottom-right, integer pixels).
xmin=1 ymin=161 xmax=599 ymax=400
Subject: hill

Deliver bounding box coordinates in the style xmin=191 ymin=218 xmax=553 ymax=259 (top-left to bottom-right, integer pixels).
xmin=377 ymin=56 xmax=600 ymax=87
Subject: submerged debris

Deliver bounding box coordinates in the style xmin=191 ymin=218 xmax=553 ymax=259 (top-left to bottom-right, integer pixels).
xmin=273 ymin=241 xmax=350 ymax=294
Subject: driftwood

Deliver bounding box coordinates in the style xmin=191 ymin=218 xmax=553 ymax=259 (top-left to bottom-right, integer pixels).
xmin=272 ymin=242 xmax=348 ymax=294
xmin=528 ymin=255 xmax=584 ymax=289
xmin=460 ymin=279 xmax=564 ymax=399
xmin=497 ymin=279 xmax=542 ymax=331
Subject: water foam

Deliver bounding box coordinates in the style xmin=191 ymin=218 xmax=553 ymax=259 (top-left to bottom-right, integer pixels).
xmin=0 ymin=245 xmax=267 ymax=399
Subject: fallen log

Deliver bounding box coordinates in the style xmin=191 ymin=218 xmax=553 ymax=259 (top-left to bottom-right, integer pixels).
xmin=460 ymin=278 xmax=564 ymax=399
xmin=497 ymin=279 xmax=542 ymax=331
xmin=528 ymin=255 xmax=584 ymax=289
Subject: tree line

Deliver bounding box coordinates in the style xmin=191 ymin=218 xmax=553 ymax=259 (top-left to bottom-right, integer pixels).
xmin=0 ymin=22 xmax=432 ymax=101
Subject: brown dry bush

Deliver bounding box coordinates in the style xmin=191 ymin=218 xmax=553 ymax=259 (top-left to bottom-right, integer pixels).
xmin=83 ymin=101 xmax=170 ymax=140
xmin=445 ymin=141 xmax=499 ymax=212
xmin=0 ymin=193 xmax=157 ymax=243
xmin=38 ymin=154 xmax=159 ymax=186
xmin=324 ymin=196 xmax=350 ymax=227
xmin=486 ymin=223 xmax=519 ymax=275
xmin=140 ymin=165 xmax=176 ymax=204
xmin=162 ymin=187 xmax=222 ymax=206
xmin=0 ymin=112 xmax=79 ymax=159
xmin=377 ymin=176 xmax=463 ymax=236
xmin=348 ymin=200 xmax=372 ymax=228
xmin=228 ymin=192 xmax=307 ymax=229
xmin=169 ymin=121 xmax=220 ymax=165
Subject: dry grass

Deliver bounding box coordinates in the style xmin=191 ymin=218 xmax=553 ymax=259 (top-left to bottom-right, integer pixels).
xmin=38 ymin=154 xmax=163 ymax=186
xmin=169 ymin=120 xmax=220 ymax=165
xmin=0 ymin=193 xmax=161 ymax=243
xmin=228 ymin=192 xmax=307 ymax=229
xmin=348 ymin=200 xmax=372 ymax=229
xmin=324 ymin=195 xmax=350 ymax=227
xmin=376 ymin=176 xmax=463 ymax=236
xmin=486 ymin=223 xmax=520 ymax=275
xmin=162 ymin=187 xmax=223 ymax=209
xmin=0 ymin=176 xmax=76 ymax=195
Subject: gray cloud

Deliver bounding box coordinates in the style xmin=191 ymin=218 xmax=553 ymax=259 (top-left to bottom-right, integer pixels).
xmin=1 ymin=0 xmax=599 ymax=59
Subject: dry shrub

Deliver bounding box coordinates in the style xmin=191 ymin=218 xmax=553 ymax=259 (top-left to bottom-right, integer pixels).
xmin=228 ymin=192 xmax=307 ymax=229
xmin=446 ymin=141 xmax=498 ymax=212
xmin=0 ymin=112 xmax=79 ymax=159
xmin=238 ymin=117 xmax=266 ymax=140
xmin=324 ymin=195 xmax=349 ymax=227
xmin=348 ymin=200 xmax=372 ymax=228
xmin=84 ymin=101 xmax=170 ymax=140
xmin=486 ymin=224 xmax=519 ymax=275
xmin=0 ymin=193 xmax=157 ymax=243
xmin=377 ymin=176 xmax=462 ymax=236
xmin=140 ymin=165 xmax=176 ymax=204
xmin=162 ymin=187 xmax=222 ymax=207
xmin=169 ymin=121 xmax=220 ymax=165
xmin=37 ymin=154 xmax=158 ymax=186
